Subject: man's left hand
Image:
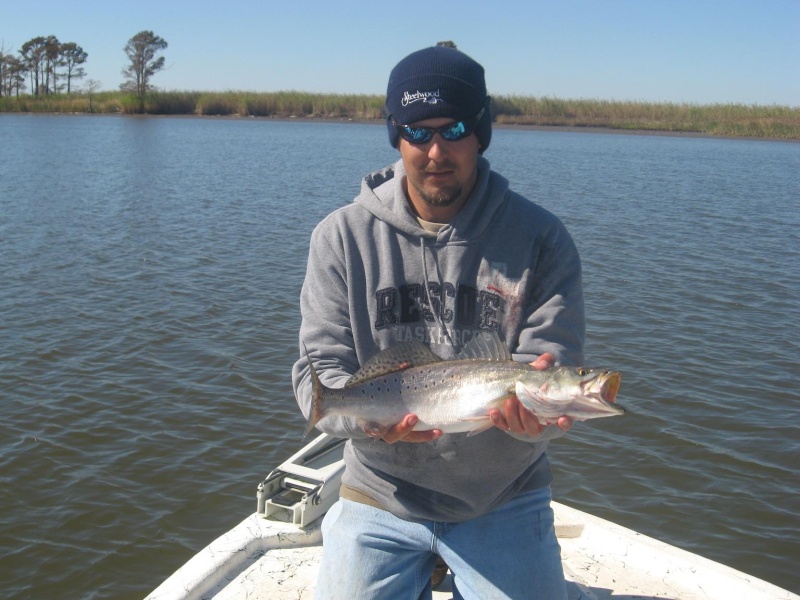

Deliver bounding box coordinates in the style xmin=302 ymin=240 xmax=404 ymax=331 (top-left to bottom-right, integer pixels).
xmin=488 ymin=352 xmax=574 ymax=437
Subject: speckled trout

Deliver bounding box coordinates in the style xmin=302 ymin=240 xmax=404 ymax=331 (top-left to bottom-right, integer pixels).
xmin=303 ymin=332 xmax=623 ymax=437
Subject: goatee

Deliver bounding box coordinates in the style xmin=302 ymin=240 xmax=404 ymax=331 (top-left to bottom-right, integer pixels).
xmin=411 ymin=181 xmax=463 ymax=208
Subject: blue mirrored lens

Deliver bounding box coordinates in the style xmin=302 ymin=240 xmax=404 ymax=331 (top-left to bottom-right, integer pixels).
xmin=402 ymin=126 xmax=434 ymax=143
xmin=439 ymin=121 xmax=468 ymax=141
xmin=399 ymin=120 xmax=470 ymax=144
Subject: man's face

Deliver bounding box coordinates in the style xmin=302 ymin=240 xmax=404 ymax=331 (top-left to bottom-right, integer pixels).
xmin=399 ymin=117 xmax=481 ymax=222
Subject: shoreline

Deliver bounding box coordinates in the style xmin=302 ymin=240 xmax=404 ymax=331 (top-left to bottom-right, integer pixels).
xmin=4 ymin=111 xmax=798 ymax=142
xmin=5 ymin=90 xmax=797 ymax=141
xmin=160 ymin=113 xmax=800 ymax=141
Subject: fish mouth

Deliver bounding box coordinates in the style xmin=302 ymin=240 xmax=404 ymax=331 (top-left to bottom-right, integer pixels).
xmin=600 ymin=372 xmax=621 ymax=403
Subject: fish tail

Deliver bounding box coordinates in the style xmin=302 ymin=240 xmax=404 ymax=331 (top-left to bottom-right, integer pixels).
xmin=302 ymin=344 xmax=326 ymax=438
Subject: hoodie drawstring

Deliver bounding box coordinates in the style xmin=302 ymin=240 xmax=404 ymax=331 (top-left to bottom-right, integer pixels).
xmin=420 ymin=237 xmax=458 ymax=352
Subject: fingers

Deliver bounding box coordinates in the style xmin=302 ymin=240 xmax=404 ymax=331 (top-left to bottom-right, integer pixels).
xmin=397 ymin=429 xmax=443 ymax=443
xmin=366 ymin=414 xmax=442 ymax=444
xmin=531 ymin=352 xmax=555 ymax=371
xmin=557 ymin=416 xmax=573 ymax=432
xmin=506 ymin=397 xmax=545 ymax=436
xmin=489 ymin=408 xmax=508 ymax=430
xmin=491 ymin=399 xmax=544 ymax=436
xmin=493 ymin=396 xmax=573 ymax=438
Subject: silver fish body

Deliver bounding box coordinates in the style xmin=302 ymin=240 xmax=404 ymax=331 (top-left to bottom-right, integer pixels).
xmin=303 ymin=333 xmax=623 ymax=437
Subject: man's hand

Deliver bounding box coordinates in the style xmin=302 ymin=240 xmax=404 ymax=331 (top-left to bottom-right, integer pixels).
xmin=488 ymin=352 xmax=574 ymax=437
xmin=363 ymin=414 xmax=443 ymax=444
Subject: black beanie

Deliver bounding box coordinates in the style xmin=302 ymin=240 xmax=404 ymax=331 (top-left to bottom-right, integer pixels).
xmin=384 ymin=46 xmax=492 ymax=153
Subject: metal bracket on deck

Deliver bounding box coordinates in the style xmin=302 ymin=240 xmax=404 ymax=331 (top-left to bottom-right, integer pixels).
xmin=256 ymin=434 xmax=346 ymax=528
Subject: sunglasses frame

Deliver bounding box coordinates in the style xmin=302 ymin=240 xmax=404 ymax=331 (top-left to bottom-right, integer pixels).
xmin=392 ymin=107 xmax=485 ymax=145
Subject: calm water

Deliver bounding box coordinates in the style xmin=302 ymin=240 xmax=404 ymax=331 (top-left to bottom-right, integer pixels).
xmin=1 ymin=114 xmax=798 ymax=598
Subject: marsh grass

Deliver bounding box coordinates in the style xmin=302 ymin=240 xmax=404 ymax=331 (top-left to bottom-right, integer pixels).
xmin=492 ymin=95 xmax=799 ymax=138
xmin=1 ymin=90 xmax=797 ymax=139
xmin=0 ymin=90 xmax=122 ymax=114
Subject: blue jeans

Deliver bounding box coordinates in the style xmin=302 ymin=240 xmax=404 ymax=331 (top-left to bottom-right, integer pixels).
xmin=315 ymin=486 xmax=567 ymax=600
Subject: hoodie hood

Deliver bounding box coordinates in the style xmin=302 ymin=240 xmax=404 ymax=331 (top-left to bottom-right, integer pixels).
xmin=355 ymin=156 xmax=510 ymax=242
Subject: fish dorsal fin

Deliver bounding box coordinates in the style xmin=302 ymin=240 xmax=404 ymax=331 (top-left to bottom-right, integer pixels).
xmin=345 ymin=341 xmax=443 ymax=388
xmin=457 ymin=331 xmax=513 ymax=361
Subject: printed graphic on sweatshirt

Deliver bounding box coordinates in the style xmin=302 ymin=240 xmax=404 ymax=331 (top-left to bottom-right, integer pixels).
xmin=480 ymin=261 xmax=525 ymax=331
xmin=372 ymin=261 xmax=529 ymax=350
xmin=374 ymin=282 xmax=504 ymax=332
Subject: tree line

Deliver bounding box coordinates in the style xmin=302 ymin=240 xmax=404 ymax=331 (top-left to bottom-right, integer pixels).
xmin=0 ymin=30 xmax=167 ymax=98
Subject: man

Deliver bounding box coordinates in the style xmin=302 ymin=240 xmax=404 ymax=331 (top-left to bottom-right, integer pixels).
xmin=292 ymin=45 xmax=584 ymax=599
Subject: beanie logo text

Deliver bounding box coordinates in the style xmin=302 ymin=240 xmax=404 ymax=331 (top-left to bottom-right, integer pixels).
xmin=401 ymin=89 xmax=442 ymax=107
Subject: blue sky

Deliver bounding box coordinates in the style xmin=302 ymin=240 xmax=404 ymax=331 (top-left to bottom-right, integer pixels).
xmin=2 ymin=0 xmax=798 ymax=105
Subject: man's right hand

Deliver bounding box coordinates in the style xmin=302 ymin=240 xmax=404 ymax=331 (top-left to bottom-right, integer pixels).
xmin=363 ymin=414 xmax=443 ymax=444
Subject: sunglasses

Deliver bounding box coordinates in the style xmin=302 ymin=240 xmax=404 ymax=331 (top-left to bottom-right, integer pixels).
xmin=393 ymin=107 xmax=485 ymax=145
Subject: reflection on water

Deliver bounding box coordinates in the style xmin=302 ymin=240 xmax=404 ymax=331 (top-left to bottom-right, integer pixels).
xmin=0 ymin=115 xmax=798 ymax=598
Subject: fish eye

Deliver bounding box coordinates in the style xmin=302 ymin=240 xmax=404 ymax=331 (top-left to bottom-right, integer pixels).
xmin=576 ymin=368 xmax=588 ymax=376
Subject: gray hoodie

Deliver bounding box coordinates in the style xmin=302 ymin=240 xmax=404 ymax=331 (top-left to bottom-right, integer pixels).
xmin=292 ymin=155 xmax=585 ymax=522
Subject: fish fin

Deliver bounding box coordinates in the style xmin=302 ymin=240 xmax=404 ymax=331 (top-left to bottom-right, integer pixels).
xmin=514 ymin=381 xmax=546 ymax=416
xmin=456 ymin=331 xmax=513 ymax=361
xmin=302 ymin=343 xmax=326 ymax=438
xmin=462 ymin=417 xmax=495 ymax=436
xmin=357 ymin=419 xmax=387 ymax=438
xmin=345 ymin=341 xmax=442 ymax=388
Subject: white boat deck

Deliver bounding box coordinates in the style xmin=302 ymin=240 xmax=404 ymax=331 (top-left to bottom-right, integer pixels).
xmin=146 ymin=436 xmax=797 ymax=600
xmin=147 ymin=502 xmax=798 ymax=600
